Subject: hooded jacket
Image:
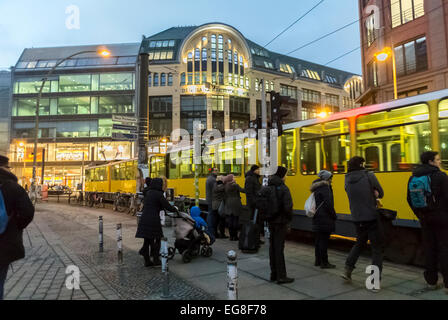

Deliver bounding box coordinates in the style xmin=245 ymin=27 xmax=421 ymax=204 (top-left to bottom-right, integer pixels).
xmin=0 ymin=168 xmax=35 ymax=265
xmin=136 ymin=178 xmax=177 ymax=239
xmin=268 ymin=175 xmax=293 ymax=225
xmin=407 ymin=164 xmax=448 ymax=220
xmin=345 ymin=169 xmax=384 ymax=222
xmin=224 ymin=182 xmax=245 ymax=217
xmin=244 ymin=170 xmax=261 ymax=208
xmin=310 ymin=179 xmax=337 ymax=233
xmin=190 ymin=206 xmax=207 ymax=230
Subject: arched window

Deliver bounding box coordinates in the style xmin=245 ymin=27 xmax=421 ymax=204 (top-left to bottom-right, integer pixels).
xmin=161 ymin=73 xmax=166 ymax=86
xmin=153 ymin=73 xmax=159 ymax=86
xmin=168 ymin=73 xmax=173 ymax=86
xmin=202 ymin=48 xmax=207 ymax=71
xmin=148 ymin=72 xmax=152 ymax=87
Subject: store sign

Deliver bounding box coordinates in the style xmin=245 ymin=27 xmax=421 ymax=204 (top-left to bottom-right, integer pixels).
xmin=56 ymin=151 xmax=87 ymax=161
xmin=181 ymin=85 xmax=249 ymax=97
xmin=112 ymin=115 xmax=138 ymax=124
xmin=112 ymin=132 xmax=137 ymax=141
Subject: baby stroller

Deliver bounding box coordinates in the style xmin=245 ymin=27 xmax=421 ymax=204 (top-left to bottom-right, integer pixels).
xmin=167 ymin=211 xmax=213 ymax=263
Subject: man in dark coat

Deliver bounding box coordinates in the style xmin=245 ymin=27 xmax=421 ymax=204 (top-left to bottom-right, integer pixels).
xmin=268 ymin=166 xmax=294 ymax=284
xmin=311 ymin=170 xmax=337 ymax=269
xmin=407 ymin=151 xmax=448 ymax=292
xmin=342 ymin=156 xmax=384 ymax=285
xmin=244 ymin=165 xmax=263 ymax=242
xmin=223 ymin=175 xmax=245 ymax=241
xmin=0 ymin=155 xmax=35 ymax=300
xmin=136 ymin=178 xmax=178 ymax=267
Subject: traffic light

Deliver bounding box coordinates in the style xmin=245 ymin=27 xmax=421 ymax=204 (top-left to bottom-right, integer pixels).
xmin=270 ymin=91 xmax=291 ymax=136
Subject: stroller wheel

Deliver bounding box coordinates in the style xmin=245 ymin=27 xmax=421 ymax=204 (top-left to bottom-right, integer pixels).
xmin=182 ymin=251 xmax=192 ymax=263
xmin=168 ymin=247 xmax=176 ymax=260
xmin=203 ymin=246 xmax=213 ymax=258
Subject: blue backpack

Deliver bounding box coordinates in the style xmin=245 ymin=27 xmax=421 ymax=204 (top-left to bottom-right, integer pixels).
xmin=408 ymin=175 xmax=435 ymax=209
xmin=0 ymin=185 xmax=8 ymax=235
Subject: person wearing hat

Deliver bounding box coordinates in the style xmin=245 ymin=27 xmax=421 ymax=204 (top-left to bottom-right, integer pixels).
xmin=244 ymin=165 xmax=263 ymax=243
xmin=310 ymin=170 xmax=337 ymax=269
xmin=268 ymin=166 xmax=294 ymax=284
xmin=0 ymin=155 xmax=35 ymax=300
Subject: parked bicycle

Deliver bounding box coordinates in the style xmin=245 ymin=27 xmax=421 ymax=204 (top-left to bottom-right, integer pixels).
xmin=113 ymin=192 xmax=129 ymax=212
xmin=88 ymin=192 xmax=105 ymax=208
xmin=128 ymin=192 xmax=144 ymax=216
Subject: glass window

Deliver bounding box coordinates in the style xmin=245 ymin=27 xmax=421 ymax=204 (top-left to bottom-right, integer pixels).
xmin=281 ymin=130 xmax=297 ymax=176
xmin=180 ymin=73 xmax=186 ymax=86
xmin=59 ymin=74 xmax=91 ymax=92
xmin=58 ymin=97 xmax=91 ymax=115
xmin=16 ymin=98 xmax=50 ymax=116
xmin=211 ymin=95 xmax=224 ymax=111
xmin=301 ymin=119 xmax=350 ymax=175
xmin=99 ymin=119 xmax=113 ymax=137
xmin=15 ymin=79 xmax=51 ymax=94
xmin=99 ymin=96 xmax=134 ymax=114
xmin=357 ymin=104 xmax=430 ymax=171
xmin=392 ymin=0 xmax=425 ymax=28
xmin=154 ymin=73 xmax=159 ymax=86
xmin=168 ymin=73 xmax=173 ymax=86
xmin=161 ymin=73 xmax=166 ymax=86
xmin=99 ymin=73 xmax=134 ymax=91
xmin=439 ymin=99 xmax=448 ymax=169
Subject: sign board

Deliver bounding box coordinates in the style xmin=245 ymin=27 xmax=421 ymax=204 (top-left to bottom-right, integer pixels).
xmin=112 ymin=115 xmax=138 ymax=123
xmin=112 ymin=132 xmax=138 ymax=141
xmin=113 ymin=124 xmax=138 ymax=132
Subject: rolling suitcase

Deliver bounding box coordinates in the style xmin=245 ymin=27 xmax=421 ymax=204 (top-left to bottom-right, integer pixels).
xmin=238 ymin=209 xmax=261 ymax=253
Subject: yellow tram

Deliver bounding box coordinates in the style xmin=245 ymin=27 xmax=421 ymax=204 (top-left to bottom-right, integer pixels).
xmin=85 ymin=89 xmax=448 ymax=264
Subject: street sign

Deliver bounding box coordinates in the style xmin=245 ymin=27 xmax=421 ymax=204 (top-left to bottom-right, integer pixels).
xmin=112 ymin=124 xmax=138 ymax=132
xmin=112 ymin=132 xmax=138 ymax=141
xmin=112 ymin=115 xmax=138 ymax=123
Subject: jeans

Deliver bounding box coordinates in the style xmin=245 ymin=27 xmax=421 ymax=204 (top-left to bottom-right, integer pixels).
xmin=421 ymin=218 xmax=448 ymax=288
xmin=206 ymin=207 xmax=219 ymax=237
xmin=269 ymin=224 xmax=288 ymax=280
xmin=0 ymin=264 xmax=9 ymax=300
xmin=346 ymin=219 xmax=384 ymax=273
xmin=314 ymin=232 xmax=331 ymax=265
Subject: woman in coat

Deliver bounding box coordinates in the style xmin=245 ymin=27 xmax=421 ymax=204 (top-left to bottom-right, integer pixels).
xmin=136 ymin=177 xmax=178 ymax=267
xmin=311 ymin=170 xmax=337 ymax=269
xmin=212 ymin=176 xmax=227 ymax=238
xmin=223 ymin=174 xmax=245 ymax=241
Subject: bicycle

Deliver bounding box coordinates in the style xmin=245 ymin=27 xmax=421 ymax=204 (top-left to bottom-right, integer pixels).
xmin=113 ymin=192 xmax=129 ymax=212
xmin=88 ymin=192 xmax=105 ymax=208
xmin=128 ymin=192 xmax=144 ymax=216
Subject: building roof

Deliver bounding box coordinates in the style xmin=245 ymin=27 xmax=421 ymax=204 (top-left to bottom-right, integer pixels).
xmin=141 ymin=23 xmax=359 ymax=87
xmin=15 ymin=43 xmax=140 ymax=71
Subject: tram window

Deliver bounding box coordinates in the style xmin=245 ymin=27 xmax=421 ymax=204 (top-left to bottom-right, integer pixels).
xmin=282 ymin=130 xmax=297 ymax=176
xmin=85 ymin=169 xmax=91 ymax=182
xmin=439 ymin=99 xmax=448 ymax=169
xmin=216 ymin=140 xmax=243 ymax=176
xmin=357 ymin=104 xmax=430 ymax=172
xmin=119 ymin=163 xmax=126 ymax=180
xmin=98 ymin=168 xmax=106 ymax=181
xmin=300 ymin=120 xmax=350 ymax=175
xmin=150 ymin=157 xmax=166 ymax=178
xmin=93 ymin=168 xmax=100 ymax=181
xmin=125 ymin=162 xmax=135 ymax=180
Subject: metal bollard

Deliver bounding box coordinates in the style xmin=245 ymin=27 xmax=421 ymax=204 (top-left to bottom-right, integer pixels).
xmin=117 ymin=224 xmax=123 ymax=264
xmin=227 ymin=250 xmax=238 ymax=300
xmin=160 ymin=237 xmax=171 ymax=298
xmin=99 ymin=216 xmax=104 ymax=253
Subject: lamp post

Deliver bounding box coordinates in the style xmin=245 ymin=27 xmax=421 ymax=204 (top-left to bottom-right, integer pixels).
xmin=30 ymin=48 xmax=111 ymax=204
xmin=374 ymin=47 xmax=398 ymax=100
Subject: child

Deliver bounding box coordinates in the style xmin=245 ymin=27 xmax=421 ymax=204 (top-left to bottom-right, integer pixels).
xmin=190 ymin=206 xmax=214 ymax=245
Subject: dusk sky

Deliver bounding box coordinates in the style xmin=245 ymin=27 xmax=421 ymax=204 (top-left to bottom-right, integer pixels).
xmin=0 ymin=0 xmax=361 ymax=74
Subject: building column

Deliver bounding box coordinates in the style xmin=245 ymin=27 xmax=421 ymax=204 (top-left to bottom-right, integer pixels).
xmin=224 ymin=96 xmax=230 ymax=131
xmin=173 ymin=93 xmax=181 ymax=132
xmin=207 ymin=96 xmax=213 ymax=130
xmin=250 ymin=96 xmax=257 ymax=121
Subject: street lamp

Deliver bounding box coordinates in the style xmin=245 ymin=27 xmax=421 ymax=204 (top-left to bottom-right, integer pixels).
xmin=374 ymin=47 xmax=398 ymax=100
xmin=30 ymin=48 xmax=111 ymax=203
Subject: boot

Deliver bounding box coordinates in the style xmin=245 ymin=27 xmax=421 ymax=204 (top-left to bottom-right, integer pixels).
xmin=314 ymin=259 xmax=321 ymax=267
xmin=320 ymin=262 xmax=336 ymax=269
xmin=341 ymin=267 xmax=353 ymax=281
xmin=277 ymin=277 xmax=294 ymax=284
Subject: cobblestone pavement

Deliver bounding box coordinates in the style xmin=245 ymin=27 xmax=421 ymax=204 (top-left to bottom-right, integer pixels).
xmin=4 ymin=202 xmax=214 ymax=300
xmin=4 ymin=201 xmax=448 ymax=300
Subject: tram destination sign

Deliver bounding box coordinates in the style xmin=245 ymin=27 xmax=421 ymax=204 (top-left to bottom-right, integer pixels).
xmin=112 ymin=132 xmax=138 ymax=141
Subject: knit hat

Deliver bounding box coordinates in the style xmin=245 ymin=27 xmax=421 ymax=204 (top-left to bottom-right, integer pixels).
xmin=318 ymin=170 xmax=333 ymax=181
xmin=250 ymin=165 xmax=260 ymax=172
xmin=275 ymin=166 xmax=288 ymax=178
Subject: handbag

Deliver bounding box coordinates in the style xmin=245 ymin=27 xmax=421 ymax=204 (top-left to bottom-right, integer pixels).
xmin=218 ymin=200 xmax=225 ymax=217
xmin=377 ymin=208 xmax=397 ymax=221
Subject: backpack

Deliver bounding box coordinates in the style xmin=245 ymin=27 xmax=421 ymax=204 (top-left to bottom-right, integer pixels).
xmin=255 ymin=185 xmax=280 ymax=222
xmin=408 ymin=175 xmax=435 ymax=209
xmin=0 ymin=185 xmax=8 ymax=235
xmin=305 ymin=192 xmax=324 ymax=218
